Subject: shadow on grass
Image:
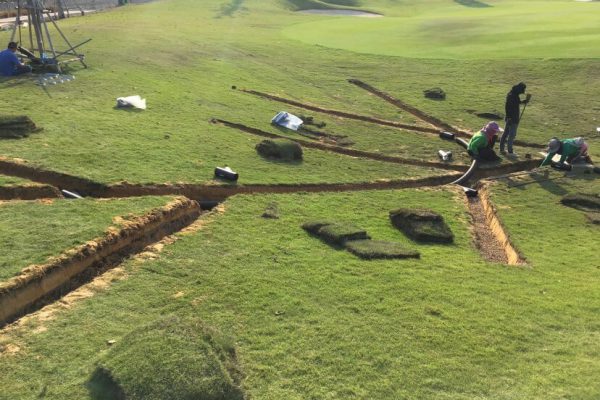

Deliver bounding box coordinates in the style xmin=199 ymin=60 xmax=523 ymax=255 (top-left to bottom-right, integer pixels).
xmin=112 ymin=106 xmax=145 ymax=113
xmin=216 ymin=0 xmax=247 ymax=18
xmin=454 ymin=0 xmax=491 ymax=8
xmin=505 ymin=170 xmax=599 ymax=196
xmin=87 ymin=368 xmax=125 ymax=400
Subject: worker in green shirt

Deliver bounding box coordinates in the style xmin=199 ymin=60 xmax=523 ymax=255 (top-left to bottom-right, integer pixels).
xmin=467 ymin=121 xmax=502 ymax=162
xmin=540 ymin=137 xmax=591 ymax=167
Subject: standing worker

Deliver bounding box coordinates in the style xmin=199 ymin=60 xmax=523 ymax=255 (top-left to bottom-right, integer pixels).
xmin=467 ymin=121 xmax=502 ymax=162
xmin=0 ymin=42 xmax=32 ymax=77
xmin=500 ymin=82 xmax=531 ymax=157
xmin=540 ymin=137 xmax=592 ymax=167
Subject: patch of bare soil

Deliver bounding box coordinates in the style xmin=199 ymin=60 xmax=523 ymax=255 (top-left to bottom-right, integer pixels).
xmin=466 ymin=196 xmax=508 ymax=263
xmin=0 ymin=184 xmax=61 ymax=200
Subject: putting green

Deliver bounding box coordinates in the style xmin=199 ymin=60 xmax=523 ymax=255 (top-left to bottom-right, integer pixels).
xmin=283 ymin=1 xmax=600 ymax=59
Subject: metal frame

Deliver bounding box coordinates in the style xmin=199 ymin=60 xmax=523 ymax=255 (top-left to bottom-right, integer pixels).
xmin=9 ymin=0 xmax=90 ymax=72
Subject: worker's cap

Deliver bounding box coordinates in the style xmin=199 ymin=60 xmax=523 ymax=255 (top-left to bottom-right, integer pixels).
xmin=483 ymin=121 xmax=503 ymax=135
xmin=573 ymin=137 xmax=585 ymax=147
xmin=547 ymin=137 xmax=560 ymax=153
xmin=7 ymin=42 xmax=18 ymax=49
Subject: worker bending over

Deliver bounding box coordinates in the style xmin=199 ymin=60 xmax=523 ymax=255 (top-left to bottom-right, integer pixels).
xmin=541 ymin=137 xmax=592 ymax=167
xmin=0 ymin=42 xmax=32 ymax=77
xmin=468 ymin=122 xmax=502 ymax=162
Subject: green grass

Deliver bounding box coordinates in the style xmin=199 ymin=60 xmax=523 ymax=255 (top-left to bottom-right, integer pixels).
xmin=283 ymin=1 xmax=600 ymax=59
xmin=0 ymin=0 xmax=597 ymax=186
xmin=2 ymin=186 xmax=600 ymax=398
xmin=0 ymin=174 xmax=33 ymax=186
xmin=0 ymin=0 xmax=600 ymax=398
xmin=91 ymin=315 xmax=245 ymax=400
xmin=0 ymin=196 xmax=173 ymax=280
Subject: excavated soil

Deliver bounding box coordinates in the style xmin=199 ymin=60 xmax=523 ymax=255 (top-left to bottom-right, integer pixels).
xmin=466 ymin=185 xmax=526 ymax=265
xmin=241 ymin=89 xmax=440 ymax=134
xmin=0 ymin=197 xmax=201 ymax=327
xmin=0 ymin=184 xmax=61 ymax=200
xmin=466 ymin=196 xmax=508 ymax=263
xmin=211 ymin=118 xmax=467 ymax=172
xmin=348 ymin=79 xmax=545 ymax=149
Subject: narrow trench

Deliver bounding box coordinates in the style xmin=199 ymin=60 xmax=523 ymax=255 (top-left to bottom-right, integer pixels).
xmin=348 ymin=79 xmax=545 ymax=149
xmin=466 ymin=196 xmax=509 ymax=264
xmin=0 ymin=198 xmax=203 ymax=328
xmin=211 ymin=118 xmax=468 ymax=172
xmin=465 ymin=186 xmax=526 ymax=266
xmin=240 ymin=88 xmax=441 ymax=135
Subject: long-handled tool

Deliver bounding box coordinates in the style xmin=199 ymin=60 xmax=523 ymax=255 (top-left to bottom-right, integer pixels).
xmin=520 ymin=93 xmax=532 ymax=120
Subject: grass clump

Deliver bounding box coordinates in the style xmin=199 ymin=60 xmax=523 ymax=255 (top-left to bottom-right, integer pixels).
xmin=389 ymin=208 xmax=454 ymax=243
xmin=91 ymin=315 xmax=245 ymax=400
xmin=261 ymin=202 xmax=280 ymax=219
xmin=561 ymin=193 xmax=600 ymax=212
xmin=314 ymin=222 xmax=369 ymax=245
xmin=255 ymin=139 xmax=303 ymax=161
xmin=0 ymin=116 xmax=39 ymax=139
xmin=301 ymin=220 xmax=334 ymax=234
xmin=345 ymin=239 xmax=420 ymax=260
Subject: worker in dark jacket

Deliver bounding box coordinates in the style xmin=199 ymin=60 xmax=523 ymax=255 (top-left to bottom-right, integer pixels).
xmin=500 ymin=82 xmax=531 ymax=157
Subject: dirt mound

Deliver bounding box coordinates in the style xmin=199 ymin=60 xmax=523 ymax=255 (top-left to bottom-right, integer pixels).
xmin=561 ymin=193 xmax=600 ymax=212
xmin=345 ymin=239 xmax=420 ymax=259
xmin=389 ymin=208 xmax=454 ymax=243
xmin=90 ymin=316 xmax=245 ymax=400
xmin=0 ymin=116 xmax=40 ymax=139
xmin=255 ymin=139 xmax=303 ymax=161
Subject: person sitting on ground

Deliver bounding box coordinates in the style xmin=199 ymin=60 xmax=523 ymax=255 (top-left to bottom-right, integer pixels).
xmin=0 ymin=42 xmax=32 ymax=77
xmin=540 ymin=137 xmax=592 ymax=167
xmin=500 ymin=82 xmax=531 ymax=157
xmin=467 ymin=121 xmax=502 ymax=162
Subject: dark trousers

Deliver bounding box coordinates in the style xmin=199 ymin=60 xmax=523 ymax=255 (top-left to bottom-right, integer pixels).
xmin=500 ymin=120 xmax=518 ymax=153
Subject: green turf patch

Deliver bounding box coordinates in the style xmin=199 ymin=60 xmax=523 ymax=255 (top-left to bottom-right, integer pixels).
xmin=561 ymin=193 xmax=600 ymax=212
xmin=389 ymin=208 xmax=454 ymax=243
xmin=0 ymin=174 xmax=33 ymax=186
xmin=255 ymin=139 xmax=303 ymax=161
xmin=0 ymin=196 xmax=174 ymax=280
xmin=305 ymin=221 xmax=370 ymax=245
xmin=91 ymin=316 xmax=245 ymax=400
xmin=0 ymin=116 xmax=39 ymax=139
xmin=301 ymin=220 xmax=335 ymax=234
xmin=345 ymin=239 xmax=420 ymax=260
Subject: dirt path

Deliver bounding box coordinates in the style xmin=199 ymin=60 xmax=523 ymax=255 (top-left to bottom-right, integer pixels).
xmin=465 ymin=184 xmax=527 ymax=265
xmin=240 ymin=89 xmax=440 ymax=134
xmin=348 ymin=79 xmax=545 ymax=149
xmin=211 ymin=118 xmax=467 ymax=172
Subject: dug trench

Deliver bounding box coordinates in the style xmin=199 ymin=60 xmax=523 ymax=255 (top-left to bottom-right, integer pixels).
xmin=210 ymin=118 xmax=468 ymax=172
xmin=0 ymin=197 xmax=202 ymax=327
xmin=348 ymin=79 xmax=545 ymax=149
xmin=465 ymin=182 xmax=527 ymax=266
xmin=239 ymin=88 xmax=441 ymax=135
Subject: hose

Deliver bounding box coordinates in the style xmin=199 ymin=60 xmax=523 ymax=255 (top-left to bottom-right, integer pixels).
xmin=450 ymin=159 xmax=480 ymax=185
